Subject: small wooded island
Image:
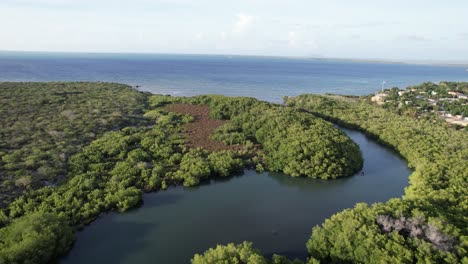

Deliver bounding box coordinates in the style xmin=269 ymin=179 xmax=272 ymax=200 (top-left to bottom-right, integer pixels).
xmin=0 ymin=82 xmax=466 ymax=263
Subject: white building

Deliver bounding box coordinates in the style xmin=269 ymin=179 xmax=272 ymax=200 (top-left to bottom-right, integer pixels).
xmin=371 ymin=93 xmax=388 ymax=105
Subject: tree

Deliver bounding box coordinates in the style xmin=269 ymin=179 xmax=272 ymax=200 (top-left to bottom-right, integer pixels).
xmin=0 ymin=212 xmax=74 ymax=264
xmin=191 ymin=242 xmax=268 ymax=264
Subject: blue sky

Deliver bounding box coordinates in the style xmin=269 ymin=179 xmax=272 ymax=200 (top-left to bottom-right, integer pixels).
xmin=1 ymin=0 xmax=467 ymax=61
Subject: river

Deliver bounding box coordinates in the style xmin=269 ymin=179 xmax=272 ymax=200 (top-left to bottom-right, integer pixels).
xmin=61 ymin=127 xmax=411 ymax=263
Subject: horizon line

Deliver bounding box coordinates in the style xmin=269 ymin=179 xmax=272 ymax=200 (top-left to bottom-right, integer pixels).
xmin=1 ymin=49 xmax=468 ymax=67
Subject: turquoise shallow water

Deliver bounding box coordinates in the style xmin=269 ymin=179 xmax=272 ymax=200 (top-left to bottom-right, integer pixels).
xmin=1 ymin=52 xmax=467 ymax=102
xmin=61 ymin=128 xmax=411 ymax=263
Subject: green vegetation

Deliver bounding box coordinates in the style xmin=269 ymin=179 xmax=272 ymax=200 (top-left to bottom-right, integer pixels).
xmin=2 ymin=81 xmax=466 ymax=263
xmin=192 ymin=242 xmax=268 ymax=264
xmin=0 ymin=212 xmax=74 ymax=264
xmin=215 ymin=102 xmax=363 ymax=179
xmin=156 ymin=95 xmax=363 ymax=179
xmin=191 ymin=241 xmax=316 ymax=264
xmin=0 ymin=83 xmax=362 ymax=263
xmin=285 ymin=94 xmax=467 ymax=263
xmin=0 ymin=82 xmax=149 ymax=207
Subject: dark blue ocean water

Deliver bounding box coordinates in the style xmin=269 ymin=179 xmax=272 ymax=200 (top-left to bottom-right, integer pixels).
xmin=1 ymin=52 xmax=467 ymax=102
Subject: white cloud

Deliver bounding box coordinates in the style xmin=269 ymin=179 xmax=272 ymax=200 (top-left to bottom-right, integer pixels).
xmin=288 ymin=31 xmax=298 ymax=47
xmin=397 ymin=34 xmax=431 ymax=42
xmin=220 ymin=31 xmax=227 ymax=40
xmin=283 ymin=30 xmax=319 ymax=55
xmin=1 ymin=0 xmax=468 ymax=60
xmin=195 ymin=32 xmax=204 ymax=40
xmin=232 ymin=13 xmax=254 ymax=34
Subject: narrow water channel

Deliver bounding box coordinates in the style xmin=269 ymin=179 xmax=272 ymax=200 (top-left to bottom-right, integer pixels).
xmin=61 ymin=127 xmax=411 ymax=263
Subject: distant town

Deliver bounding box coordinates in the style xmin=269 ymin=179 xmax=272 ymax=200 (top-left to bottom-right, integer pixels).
xmin=370 ymin=81 xmax=468 ymax=127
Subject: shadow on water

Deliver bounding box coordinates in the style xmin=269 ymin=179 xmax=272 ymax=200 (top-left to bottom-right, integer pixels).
xmin=62 ymin=220 xmax=157 ymax=264
xmin=61 ymin=126 xmax=412 ymax=264
xmin=336 ymin=124 xmax=408 ymax=163
xmin=264 ymin=249 xmax=309 ymax=261
xmin=141 ymin=192 xmax=183 ymax=209
xmin=182 ymin=170 xmax=248 ymax=191
xmin=210 ymin=170 xmax=246 ymax=183
xmin=268 ymin=171 xmax=354 ymax=190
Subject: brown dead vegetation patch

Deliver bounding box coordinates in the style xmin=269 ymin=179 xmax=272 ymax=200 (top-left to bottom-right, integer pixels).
xmin=165 ymin=104 xmax=243 ymax=152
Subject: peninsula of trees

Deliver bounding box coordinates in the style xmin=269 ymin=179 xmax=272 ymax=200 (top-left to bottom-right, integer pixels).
xmin=0 ymin=82 xmax=362 ymax=263
xmin=1 ymin=81 xmax=465 ymax=263
xmin=193 ymin=90 xmax=466 ymax=263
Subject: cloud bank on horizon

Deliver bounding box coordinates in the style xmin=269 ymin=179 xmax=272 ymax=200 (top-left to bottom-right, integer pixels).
xmin=1 ymin=0 xmax=467 ymax=61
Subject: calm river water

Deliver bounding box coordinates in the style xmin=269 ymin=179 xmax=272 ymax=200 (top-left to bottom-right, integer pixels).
xmin=61 ymin=127 xmax=411 ymax=263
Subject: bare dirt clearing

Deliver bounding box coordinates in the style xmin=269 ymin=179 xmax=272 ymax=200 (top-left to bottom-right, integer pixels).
xmin=165 ymin=104 xmax=243 ymax=152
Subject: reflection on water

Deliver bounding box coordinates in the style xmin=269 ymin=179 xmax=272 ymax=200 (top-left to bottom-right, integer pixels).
xmin=61 ymin=128 xmax=411 ymax=264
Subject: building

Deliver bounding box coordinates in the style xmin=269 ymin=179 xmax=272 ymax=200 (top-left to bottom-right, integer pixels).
xmin=448 ymin=91 xmax=467 ymax=99
xmin=371 ymin=93 xmax=388 ymax=105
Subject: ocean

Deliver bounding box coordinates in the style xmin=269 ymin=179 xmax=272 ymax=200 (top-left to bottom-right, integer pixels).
xmin=1 ymin=52 xmax=467 ymax=102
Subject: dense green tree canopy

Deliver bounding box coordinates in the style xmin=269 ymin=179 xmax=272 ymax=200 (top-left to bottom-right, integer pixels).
xmin=0 ymin=212 xmax=74 ymax=264
xmin=285 ymin=94 xmax=467 ymax=263
xmin=191 ymin=242 xmax=314 ymax=264
xmin=0 ymin=83 xmax=362 ymax=263
xmin=6 ymin=82 xmax=463 ymax=263
xmin=191 ymin=242 xmax=268 ymax=264
xmin=157 ymin=95 xmax=363 ymax=179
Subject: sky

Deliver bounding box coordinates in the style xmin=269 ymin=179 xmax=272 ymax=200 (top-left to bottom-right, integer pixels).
xmin=1 ymin=0 xmax=468 ymax=61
